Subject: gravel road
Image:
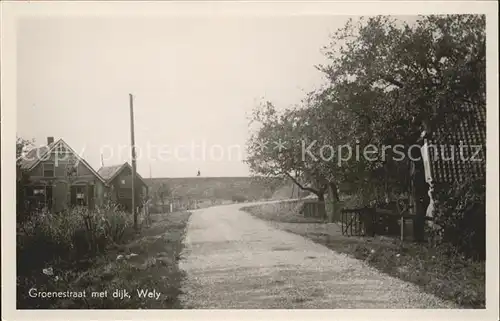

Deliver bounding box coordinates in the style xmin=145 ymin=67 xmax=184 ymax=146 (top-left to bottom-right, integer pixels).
xmin=178 ymin=202 xmax=456 ymax=309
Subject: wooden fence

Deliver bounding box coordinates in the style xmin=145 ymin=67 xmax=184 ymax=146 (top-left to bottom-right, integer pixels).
xmin=340 ymin=206 xmax=430 ymax=240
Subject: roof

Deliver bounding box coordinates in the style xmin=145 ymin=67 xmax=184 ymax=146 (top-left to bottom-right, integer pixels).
xmin=423 ymin=103 xmax=486 ymax=185
xmin=18 ymin=144 xmax=55 ymax=170
xmin=97 ymin=162 xmax=148 ymax=187
xmin=97 ymin=164 xmax=124 ymax=181
xmin=17 ymin=138 xmax=107 ymax=184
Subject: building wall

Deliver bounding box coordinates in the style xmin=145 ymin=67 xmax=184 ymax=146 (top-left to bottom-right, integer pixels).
xmin=25 ymin=154 xmax=106 ymax=211
xmin=108 ymin=167 xmax=148 ymax=212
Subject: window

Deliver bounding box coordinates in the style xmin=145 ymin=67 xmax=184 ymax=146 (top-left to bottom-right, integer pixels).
xmin=33 ymin=188 xmax=45 ymax=195
xmin=43 ymin=163 xmax=55 ymax=177
xmin=71 ymin=186 xmax=87 ymax=206
xmin=54 ymin=144 xmax=69 ymax=157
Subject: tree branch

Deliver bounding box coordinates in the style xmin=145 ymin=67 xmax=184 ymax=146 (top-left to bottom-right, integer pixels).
xmin=284 ymin=172 xmax=322 ymax=195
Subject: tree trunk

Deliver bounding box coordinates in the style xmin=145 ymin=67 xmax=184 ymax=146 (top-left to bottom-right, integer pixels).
xmin=329 ymin=182 xmax=340 ymax=201
xmin=327 ymin=182 xmax=341 ymax=223
xmin=411 ymin=153 xmax=428 ymax=243
xmin=316 ymin=192 xmax=327 ymax=221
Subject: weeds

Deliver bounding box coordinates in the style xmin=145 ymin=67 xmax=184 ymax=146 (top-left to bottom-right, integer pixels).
xmin=17 ymin=203 xmax=136 ymax=308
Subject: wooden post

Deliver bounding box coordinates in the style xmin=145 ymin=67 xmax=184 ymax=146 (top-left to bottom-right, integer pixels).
xmin=400 ymin=216 xmax=404 ymax=241
xmin=129 ymin=93 xmax=138 ymax=231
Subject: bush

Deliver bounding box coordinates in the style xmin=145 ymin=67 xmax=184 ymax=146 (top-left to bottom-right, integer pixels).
xmin=17 ymin=203 xmax=135 ymax=308
xmin=432 ymin=178 xmax=485 ymax=261
xmin=232 ymin=194 xmax=247 ymax=203
xmin=17 ymin=203 xmax=133 ymax=273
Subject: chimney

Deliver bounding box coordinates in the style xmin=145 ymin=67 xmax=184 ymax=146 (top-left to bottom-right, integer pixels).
xmin=47 ymin=136 xmax=54 ymax=145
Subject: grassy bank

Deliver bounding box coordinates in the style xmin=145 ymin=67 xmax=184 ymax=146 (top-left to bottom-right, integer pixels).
xmin=242 ymin=202 xmax=485 ymax=308
xmin=17 ymin=211 xmax=191 ymax=309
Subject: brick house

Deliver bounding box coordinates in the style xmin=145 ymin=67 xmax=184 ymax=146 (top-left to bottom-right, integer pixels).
xmin=18 ymin=137 xmax=107 ymax=213
xmin=97 ymin=162 xmax=149 ymax=212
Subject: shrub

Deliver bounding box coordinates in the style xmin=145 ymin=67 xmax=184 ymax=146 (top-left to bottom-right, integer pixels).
xmin=17 ymin=203 xmax=133 ymax=273
xmin=432 ymin=178 xmax=486 ymax=261
xmin=17 ymin=203 xmax=135 ymax=308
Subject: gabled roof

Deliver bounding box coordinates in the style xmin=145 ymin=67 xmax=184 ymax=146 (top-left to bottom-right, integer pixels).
xmin=17 ymin=138 xmax=107 ymax=184
xmin=97 ymin=162 xmax=148 ymax=187
xmin=423 ymin=103 xmax=486 ymax=184
xmin=18 ymin=143 xmax=56 ymax=171
xmin=97 ymin=164 xmax=124 ymax=181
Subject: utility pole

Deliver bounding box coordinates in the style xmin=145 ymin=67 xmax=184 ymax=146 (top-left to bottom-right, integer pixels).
xmin=149 ymin=163 xmax=152 ymax=199
xmin=129 ymin=93 xmax=138 ymax=232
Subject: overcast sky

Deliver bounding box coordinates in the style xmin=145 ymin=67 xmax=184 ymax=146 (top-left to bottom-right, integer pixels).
xmin=16 ymin=16 xmax=387 ymax=178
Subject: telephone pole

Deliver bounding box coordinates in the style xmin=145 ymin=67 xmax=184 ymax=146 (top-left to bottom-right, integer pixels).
xmin=129 ymin=93 xmax=138 ymax=231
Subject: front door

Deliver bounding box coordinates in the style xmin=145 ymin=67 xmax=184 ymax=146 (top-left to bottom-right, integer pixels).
xmin=53 ymin=181 xmax=68 ymax=213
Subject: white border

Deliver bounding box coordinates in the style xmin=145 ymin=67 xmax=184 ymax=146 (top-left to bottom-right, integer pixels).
xmin=1 ymin=1 xmax=498 ymax=321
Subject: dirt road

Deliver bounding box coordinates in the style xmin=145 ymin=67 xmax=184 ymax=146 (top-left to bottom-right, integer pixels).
xmin=178 ymin=202 xmax=456 ymax=309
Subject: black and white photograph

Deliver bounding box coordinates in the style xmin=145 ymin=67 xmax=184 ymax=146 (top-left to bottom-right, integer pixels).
xmin=1 ymin=1 xmax=499 ymax=319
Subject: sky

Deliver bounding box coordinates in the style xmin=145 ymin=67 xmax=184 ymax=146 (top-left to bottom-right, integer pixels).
xmin=17 ymin=16 xmax=357 ymax=178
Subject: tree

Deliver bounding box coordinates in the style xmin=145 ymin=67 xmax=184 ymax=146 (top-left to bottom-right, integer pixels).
xmin=16 ymin=137 xmax=35 ymax=220
xmin=316 ymin=15 xmax=485 ymax=239
xmin=156 ymin=182 xmax=172 ymax=207
xmin=246 ymin=100 xmax=336 ymax=217
xmin=316 ymin=14 xmax=484 ymax=188
xmin=246 ymin=14 xmax=485 ymax=230
xmin=318 ymin=15 xmax=485 ymax=137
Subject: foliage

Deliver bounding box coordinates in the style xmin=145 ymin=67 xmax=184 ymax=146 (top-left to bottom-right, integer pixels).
xmin=16 ymin=137 xmax=35 ymax=220
xmin=316 ymin=14 xmax=486 ymax=200
xmin=17 ymin=212 xmax=191 ymax=309
xmin=17 ymin=203 xmax=135 ymax=306
xmin=245 ymin=15 xmax=486 ymax=257
xmin=432 ymin=178 xmax=486 ymax=260
xmin=246 ymin=101 xmax=330 ymax=199
xmin=17 ymin=204 xmax=134 ymax=275
xmin=16 ymin=136 xmax=35 ymax=159
xmin=156 ymin=182 xmax=172 ymax=205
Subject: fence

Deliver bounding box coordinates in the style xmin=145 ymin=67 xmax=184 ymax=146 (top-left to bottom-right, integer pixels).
xmin=300 ymin=200 xmax=327 ymax=220
xmin=341 ymin=206 xmax=421 ymax=240
xmin=341 ymin=207 xmax=375 ymax=236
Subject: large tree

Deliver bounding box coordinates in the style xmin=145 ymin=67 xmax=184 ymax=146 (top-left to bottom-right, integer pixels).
xmin=319 ymin=15 xmax=485 ymax=135
xmin=246 ymin=14 xmax=485 ymax=227
xmin=316 ymin=15 xmax=486 ymax=239
xmin=16 ymin=137 xmax=35 ymax=219
xmin=317 ymin=14 xmax=485 ymax=193
xmin=246 ymin=102 xmax=328 ymax=201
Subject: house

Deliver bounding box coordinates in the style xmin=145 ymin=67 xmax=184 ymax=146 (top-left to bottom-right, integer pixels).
xmin=17 ymin=137 xmax=107 ymax=213
xmin=420 ymin=102 xmax=486 ymax=225
xmin=97 ymin=162 xmax=149 ymax=212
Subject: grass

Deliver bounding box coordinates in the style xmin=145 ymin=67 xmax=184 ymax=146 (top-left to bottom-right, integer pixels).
xmin=243 ymin=202 xmax=486 ymax=309
xmin=17 ymin=211 xmax=191 ymax=309
xmin=242 ymin=200 xmax=325 ymax=224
